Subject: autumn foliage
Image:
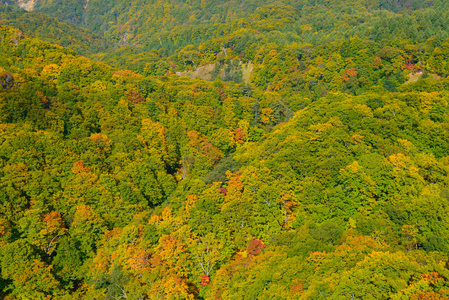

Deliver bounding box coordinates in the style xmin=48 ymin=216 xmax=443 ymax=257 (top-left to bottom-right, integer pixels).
xmin=2 ymin=0 xmax=449 ymax=298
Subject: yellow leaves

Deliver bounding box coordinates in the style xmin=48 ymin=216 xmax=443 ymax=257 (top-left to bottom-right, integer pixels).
xmin=409 ymin=166 xmax=420 ymax=176
xmin=185 ymin=130 xmax=224 ymax=166
xmin=0 ymin=123 xmax=8 ymax=134
xmin=386 ymin=153 xmax=424 ymax=180
xmin=343 ymin=161 xmax=362 ymax=174
xmin=290 ymin=279 xmax=304 ymax=295
xmin=328 ymin=72 xmax=345 ymax=89
xmin=40 ymin=211 xmax=67 ymax=248
xmin=163 ymin=276 xmax=195 ymax=300
xmin=348 ymin=217 xmax=357 ymax=229
xmin=421 ymin=188 xmax=431 ymax=196
xmin=140 ymin=119 xmax=170 ymax=161
xmin=124 ymin=247 xmax=151 ymax=276
xmin=354 ymin=104 xmax=372 ymax=116
xmin=149 ymin=207 xmax=184 ymax=233
xmin=373 ymin=56 xmax=382 ymax=69
xmin=310 ymin=117 xmax=344 ymax=136
xmin=309 ymin=122 xmax=332 ymax=133
xmin=20 ymin=259 xmax=59 ymax=293
xmin=351 ymin=133 xmax=364 ymax=143
xmin=267 ymin=49 xmax=278 ymax=58
xmin=90 ymin=247 xmax=111 ymax=276
xmin=402 ymin=224 xmax=419 ymax=251
xmin=261 ymin=107 xmax=274 ymax=125
xmin=186 ymin=130 xmax=201 ymax=151
xmin=418 ymin=92 xmax=439 ymax=114
xmin=306 ymin=64 xmax=325 ymax=81
xmin=112 ymin=70 xmax=144 ymax=83
xmin=387 ymin=153 xmax=408 ymax=169
xmin=41 ymin=64 xmax=61 ymax=80
xmin=210 ymin=127 xmax=235 ymax=151
xmin=148 ymin=208 xmax=166 ymax=226
xmin=398 ymin=138 xmax=414 ymax=152
xmin=188 ymin=232 xmax=225 ymax=276
xmin=392 ymin=55 xmax=405 ymax=71
xmin=65 ymin=81 xmax=80 ymax=95
xmin=236 ymin=96 xmax=256 ymax=120
xmin=421 ymin=119 xmax=435 ymax=126
xmin=0 ymin=224 xmax=5 ymax=237
xmin=184 ymin=195 xmax=199 ymax=214
xmin=307 ymin=251 xmax=328 ymax=268
xmin=237 ymin=120 xmax=250 ymax=140
xmin=238 ymin=250 xmax=248 ymax=258
xmin=188 ymin=14 xmax=197 ymax=23
xmin=142 ymin=118 xmax=164 ymax=135
xmin=61 ymin=55 xmax=93 ymax=76
xmin=89 ymin=133 xmax=113 ymax=151
xmin=72 ymin=160 xmax=92 ymax=174
xmin=90 ymin=80 xmax=107 ymax=92
xmin=11 ymin=29 xmax=23 ymax=45
xmin=4 ymin=162 xmax=29 ymax=179
xmin=219 ymin=173 xmax=244 ymax=212
xmin=157 ymin=234 xmax=187 ymax=274
xmin=280 ymin=191 xmax=297 ymax=228
xmin=72 ymin=205 xmax=104 ymax=231
xmin=308 ymin=250 xmax=327 ymax=262
xmin=162 ymin=207 xmax=174 ymax=221
xmin=118 ymin=99 xmax=128 ymax=107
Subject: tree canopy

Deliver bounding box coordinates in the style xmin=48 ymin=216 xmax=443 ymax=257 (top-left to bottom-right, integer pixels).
xmin=2 ymin=0 xmax=449 ymax=298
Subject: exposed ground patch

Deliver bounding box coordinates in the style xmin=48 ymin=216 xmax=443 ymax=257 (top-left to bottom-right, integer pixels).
xmin=405 ymin=71 xmax=440 ymax=84
xmin=177 ymin=60 xmax=253 ymax=84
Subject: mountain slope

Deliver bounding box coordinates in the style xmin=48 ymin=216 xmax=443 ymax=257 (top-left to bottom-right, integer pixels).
xmin=0 ymin=3 xmax=111 ymax=56
xmin=2 ymin=0 xmax=449 ymax=299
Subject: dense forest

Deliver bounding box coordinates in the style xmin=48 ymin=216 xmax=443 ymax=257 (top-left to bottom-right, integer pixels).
xmin=2 ymin=0 xmax=449 ymax=299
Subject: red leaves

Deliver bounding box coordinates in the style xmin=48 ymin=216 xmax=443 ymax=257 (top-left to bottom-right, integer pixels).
xmin=246 ymin=239 xmax=265 ymax=256
xmin=127 ymin=90 xmax=145 ymax=104
xmin=186 ymin=130 xmax=224 ymax=166
xmin=404 ymin=59 xmax=415 ymax=71
xmin=217 ymin=88 xmax=227 ymax=100
xmin=235 ymin=128 xmax=246 ymax=144
xmin=342 ymin=68 xmax=358 ymax=81
xmin=200 ymin=274 xmax=210 ymax=286
xmin=218 ymin=187 xmax=227 ymax=196
xmin=421 ymin=272 xmax=443 ymax=284
xmin=290 ymin=279 xmax=304 ymax=295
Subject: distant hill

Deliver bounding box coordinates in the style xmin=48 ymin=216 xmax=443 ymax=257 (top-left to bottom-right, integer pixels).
xmin=2 ymin=0 xmax=439 ymax=52
xmin=3 ymin=0 xmax=449 ymax=75
xmin=0 ymin=3 xmax=111 ymax=56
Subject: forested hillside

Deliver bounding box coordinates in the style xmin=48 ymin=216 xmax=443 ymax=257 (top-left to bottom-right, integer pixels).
xmin=2 ymin=0 xmax=449 ymax=299
xmin=0 ymin=4 xmax=110 ymax=56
